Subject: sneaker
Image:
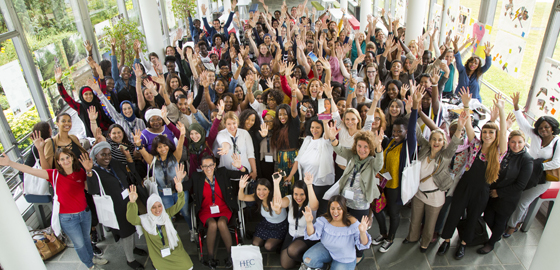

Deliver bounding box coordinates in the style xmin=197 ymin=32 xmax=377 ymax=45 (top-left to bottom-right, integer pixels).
xmin=379 ymin=240 xmax=393 ymax=253
xmin=91 ymin=230 xmax=99 ymax=244
xmin=89 ymin=266 xmax=104 ymax=270
xmin=203 ymin=258 xmax=218 ymax=269
xmin=133 ymin=248 xmax=148 ymax=256
xmin=127 ymin=260 xmax=145 ymax=270
xmin=190 ymin=230 xmax=196 ymax=242
xmin=372 ymin=234 xmax=386 ymax=246
xmin=92 ymin=244 xmax=103 ymax=256
xmin=92 ymin=257 xmax=108 ymax=265
xmin=224 ymin=257 xmax=233 ymax=268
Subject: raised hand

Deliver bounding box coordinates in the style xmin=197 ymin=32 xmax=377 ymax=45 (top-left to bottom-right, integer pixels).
xmin=239 ymin=174 xmax=250 ymax=189
xmin=87 ymin=106 xmax=98 ymax=121
xmin=302 ymin=206 xmax=314 ymax=223
xmin=259 ymin=123 xmax=268 ymax=137
xmin=84 ymin=40 xmax=92 ymax=53
xmin=133 ymin=129 xmax=142 ymax=146
xmin=271 ymin=196 xmax=282 ymax=213
xmin=231 ymin=153 xmax=243 ymax=169
xmin=120 ymin=39 xmax=127 ymax=52
xmin=201 ymin=4 xmax=207 ymax=15
xmin=266 ymin=77 xmax=274 ymax=90
xmin=484 ymin=41 xmax=494 ymax=56
xmin=110 ymin=37 xmax=116 ymax=48
xmin=303 ymin=172 xmax=314 ymax=186
xmin=31 ymin=130 xmax=45 ymax=150
xmin=133 ymin=39 xmax=141 ymax=52
xmin=327 ymin=120 xmax=340 ymax=139
xmin=493 ymin=93 xmax=505 ymax=110
xmin=506 ymin=112 xmax=516 ymax=130
xmin=401 ymin=83 xmax=410 ymax=98
xmin=174 ymin=163 xmax=187 ymax=182
xmin=86 ymin=78 xmax=102 ymax=96
xmin=358 ymin=215 xmax=369 ymax=233
xmin=174 ymin=173 xmax=184 ymax=193
xmin=55 ymin=66 xmax=63 ymax=84
xmin=373 ymin=82 xmax=385 ymax=101
xmin=412 ymin=85 xmax=426 ymax=107
xmin=459 ymin=87 xmax=471 ymax=107
xmin=79 ymin=153 xmax=93 ymax=172
xmin=128 ymin=185 xmax=138 ymax=203
xmin=217 ymin=142 xmax=230 ymax=156
xmin=510 ymin=92 xmax=520 ymax=111
xmin=217 ymin=99 xmax=225 ymax=115
xmin=430 ymin=68 xmax=441 ymax=85
xmin=177 ymin=121 xmax=186 ymax=136
xmin=161 ymin=105 xmax=168 ymax=119
xmin=457 ymin=110 xmax=468 ymax=129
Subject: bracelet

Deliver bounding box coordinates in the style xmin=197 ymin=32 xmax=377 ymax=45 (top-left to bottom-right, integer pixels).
xmin=237 ymin=166 xmax=244 ymax=171
xmin=135 ymin=145 xmax=144 ymax=151
xmin=463 ymin=106 xmax=470 ymax=109
xmin=330 ymin=138 xmax=337 ymax=142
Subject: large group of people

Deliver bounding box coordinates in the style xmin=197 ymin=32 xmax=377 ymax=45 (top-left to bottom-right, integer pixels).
xmin=4 ymin=1 xmax=560 ymax=270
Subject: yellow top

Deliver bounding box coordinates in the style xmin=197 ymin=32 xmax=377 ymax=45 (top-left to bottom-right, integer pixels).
xmin=381 ymin=141 xmax=403 ymax=189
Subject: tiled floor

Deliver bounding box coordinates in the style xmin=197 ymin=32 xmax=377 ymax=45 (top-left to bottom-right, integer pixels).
xmin=44 ymin=205 xmax=547 ymax=270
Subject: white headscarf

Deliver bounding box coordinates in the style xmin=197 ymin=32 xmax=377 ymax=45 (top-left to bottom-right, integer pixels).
xmin=136 ymin=194 xmax=179 ymax=250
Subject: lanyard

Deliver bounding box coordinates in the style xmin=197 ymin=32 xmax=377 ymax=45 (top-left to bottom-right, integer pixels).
xmin=231 ymin=136 xmax=240 ymax=154
xmin=206 ymin=176 xmax=217 ymax=204
xmin=349 ymin=163 xmax=365 ymax=187
xmin=157 ymin=225 xmax=166 ymax=246
xmin=266 ymin=137 xmax=270 ymax=152
xmin=125 ymin=120 xmax=137 ymax=135
xmin=159 ymin=158 xmax=170 ymax=186
xmin=99 ymin=166 xmax=125 ymax=191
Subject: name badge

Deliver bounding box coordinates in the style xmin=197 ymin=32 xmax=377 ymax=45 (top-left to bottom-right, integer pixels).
xmin=163 ymin=188 xmax=173 ymax=196
xmin=381 ymin=172 xmax=393 ymax=180
xmin=344 ymin=190 xmax=354 ymax=200
xmin=197 ymin=169 xmax=203 ymax=172
xmin=450 ymin=173 xmax=456 ymax=179
xmin=210 ymin=204 xmax=220 ymax=214
xmin=161 ymin=246 xmax=171 ymax=257
xmin=121 ymin=189 xmax=129 ymax=200
xmin=265 ymin=155 xmax=274 ymax=163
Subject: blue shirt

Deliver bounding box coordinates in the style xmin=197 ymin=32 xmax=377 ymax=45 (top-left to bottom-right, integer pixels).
xmin=202 ymin=11 xmax=234 ymax=47
xmin=453 ymin=52 xmax=491 ymax=102
xmin=111 ymin=55 xmax=141 ymax=94
xmin=304 ymin=217 xmax=371 ymax=264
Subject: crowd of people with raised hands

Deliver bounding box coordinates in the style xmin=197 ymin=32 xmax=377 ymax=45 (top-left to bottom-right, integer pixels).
xmin=3 ymin=1 xmax=560 ymax=270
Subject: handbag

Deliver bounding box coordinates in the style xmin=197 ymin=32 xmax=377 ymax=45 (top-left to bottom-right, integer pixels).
xmin=544 ymin=141 xmax=560 ymax=182
xmin=231 ymin=245 xmax=263 ymax=270
xmin=23 ymin=148 xmax=51 ymax=196
xmin=322 ymin=181 xmax=340 ymax=201
xmin=401 ymin=143 xmax=422 ymax=204
xmin=29 ymin=227 xmax=66 ymax=260
xmin=143 ymin=158 xmax=158 ymax=195
xmin=374 ymin=192 xmax=386 ymax=213
xmin=51 ymin=170 xmax=62 ymax=236
xmin=91 ymin=170 xmax=120 ymax=230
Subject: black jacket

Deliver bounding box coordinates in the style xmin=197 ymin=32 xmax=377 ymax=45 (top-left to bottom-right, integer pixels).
xmin=488 ymin=149 xmax=533 ymax=214
xmin=186 ymin=167 xmax=247 ymax=217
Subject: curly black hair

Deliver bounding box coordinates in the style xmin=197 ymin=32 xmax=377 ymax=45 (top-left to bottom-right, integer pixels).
xmin=262 ymin=89 xmax=285 ymax=106
xmin=533 ymin=116 xmax=560 ymax=137
xmin=239 ymin=109 xmax=262 ymax=133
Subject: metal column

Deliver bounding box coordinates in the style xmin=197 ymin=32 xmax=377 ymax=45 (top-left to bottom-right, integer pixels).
xmin=71 ymin=0 xmax=102 ymax=64
xmin=160 ymin=0 xmax=171 ymax=47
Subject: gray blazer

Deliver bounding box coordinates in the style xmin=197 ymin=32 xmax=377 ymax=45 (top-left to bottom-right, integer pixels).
xmin=416 ymin=128 xmax=462 ymax=191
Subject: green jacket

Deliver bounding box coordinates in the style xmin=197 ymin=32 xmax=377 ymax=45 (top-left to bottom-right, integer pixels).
xmin=334 ymin=144 xmax=384 ymax=203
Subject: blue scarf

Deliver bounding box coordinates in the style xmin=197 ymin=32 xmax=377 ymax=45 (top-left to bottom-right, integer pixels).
xmin=120 ymin=101 xmax=136 ymax=122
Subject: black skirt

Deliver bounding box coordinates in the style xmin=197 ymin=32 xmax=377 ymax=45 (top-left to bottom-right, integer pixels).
xmin=254 ymin=218 xmax=288 ymax=240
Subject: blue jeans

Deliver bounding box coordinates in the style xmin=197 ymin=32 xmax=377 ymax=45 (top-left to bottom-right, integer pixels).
xmin=303 ymin=242 xmax=356 ymax=270
xmin=60 ymin=210 xmax=94 ymax=268
xmin=159 ymin=191 xmax=191 ymax=228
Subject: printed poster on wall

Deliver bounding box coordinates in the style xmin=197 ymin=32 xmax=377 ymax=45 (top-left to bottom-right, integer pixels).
xmin=0 ymin=61 xmax=34 ymax=117
xmin=467 ymin=18 xmax=492 ymax=60
xmin=492 ymin=30 xmax=526 ymax=78
xmin=456 ymin=6 xmax=471 ymax=40
xmin=527 ymin=58 xmax=560 ymax=120
xmin=498 ymin=0 xmax=536 ymax=38
xmin=395 ymin=0 xmax=407 ymax=26
xmin=443 ymin=0 xmax=460 ymax=33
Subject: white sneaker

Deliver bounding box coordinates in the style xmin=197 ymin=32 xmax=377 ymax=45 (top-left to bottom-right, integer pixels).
xmin=92 ymin=257 xmax=108 ymax=265
xmin=372 ymin=234 xmax=386 ymax=246
xmin=379 ymin=240 xmax=393 ymax=253
xmin=89 ymin=265 xmax=104 ymax=270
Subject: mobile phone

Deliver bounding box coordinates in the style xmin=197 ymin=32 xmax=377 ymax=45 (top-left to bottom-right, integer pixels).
xmin=322 ymin=29 xmax=329 ymax=33
xmin=273 ymin=171 xmax=287 ymax=180
xmin=318 ymin=113 xmax=332 ymax=120
xmin=301 ymin=106 xmax=308 ymax=112
xmin=308 ymin=52 xmax=319 ymax=63
xmin=344 ymin=36 xmax=349 ymax=44
xmin=441 ymin=59 xmax=448 ymax=65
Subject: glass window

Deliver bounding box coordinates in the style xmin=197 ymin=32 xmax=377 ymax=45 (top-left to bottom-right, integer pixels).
xmin=0 ymin=6 xmax=10 ymax=34
xmin=89 ymin=0 xmax=120 ymax=57
xmin=480 ymin=1 xmax=553 ymax=109
xmin=126 ymin=0 xmax=141 ymax=26
xmin=553 ymin=32 xmax=560 ymax=61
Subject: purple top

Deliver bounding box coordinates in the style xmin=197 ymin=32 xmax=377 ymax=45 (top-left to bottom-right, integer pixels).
xmin=141 ymin=126 xmax=176 ymax=152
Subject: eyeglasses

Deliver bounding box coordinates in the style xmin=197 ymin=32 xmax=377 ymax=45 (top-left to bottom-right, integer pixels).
xmin=201 ymin=164 xmax=216 ymax=169
xmin=374 ymin=117 xmax=381 ymax=121
xmin=367 ymin=70 xmax=377 ymax=74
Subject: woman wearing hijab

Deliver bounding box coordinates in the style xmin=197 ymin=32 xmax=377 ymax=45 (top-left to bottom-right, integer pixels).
xmin=141 ymin=109 xmax=176 ymax=152
xmin=126 ymin=168 xmax=193 ymax=270
xmin=55 ymin=67 xmax=113 ymax=137
xmin=90 ymin=80 xmax=146 ymax=139
xmin=87 ymin=141 xmax=147 ymax=270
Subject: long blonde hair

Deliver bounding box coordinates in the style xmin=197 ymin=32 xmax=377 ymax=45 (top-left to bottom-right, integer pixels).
xmin=482 ymin=122 xmax=500 ymax=184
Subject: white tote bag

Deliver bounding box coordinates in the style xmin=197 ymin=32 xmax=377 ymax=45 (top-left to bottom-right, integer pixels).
xmin=143 ymin=158 xmax=158 ymax=195
xmin=401 ymin=143 xmax=422 ymax=204
xmin=23 ymin=150 xmax=51 ymax=196
xmin=92 ymin=170 xmax=120 ymax=230
xmin=322 ymin=181 xmax=340 ymax=201
xmin=51 ymin=170 xmax=62 ymax=236
xmin=231 ymin=245 xmax=263 ymax=270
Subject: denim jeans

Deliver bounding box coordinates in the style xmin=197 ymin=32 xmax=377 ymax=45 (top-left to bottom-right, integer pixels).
xmin=60 ymin=210 xmax=94 ymax=268
xmin=159 ymin=191 xmax=191 ymax=227
xmin=303 ymin=242 xmax=356 ymax=270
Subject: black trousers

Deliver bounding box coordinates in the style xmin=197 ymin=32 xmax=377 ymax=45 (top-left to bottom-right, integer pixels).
xmin=384 ymin=188 xmax=402 ymax=241
xmin=441 ymin=192 xmax=488 ymax=244
xmin=347 ymin=208 xmax=370 ymax=257
xmin=313 ymin=184 xmax=332 ymax=216
xmin=483 ymin=203 xmax=513 ymax=246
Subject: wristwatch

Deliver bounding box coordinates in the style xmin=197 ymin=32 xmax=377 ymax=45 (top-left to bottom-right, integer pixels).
xmin=135 ymin=145 xmax=144 ymax=151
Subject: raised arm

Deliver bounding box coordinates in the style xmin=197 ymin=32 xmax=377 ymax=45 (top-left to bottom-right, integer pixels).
xmin=133 ymin=130 xmax=154 ymax=164
xmin=55 ymin=67 xmax=80 ymax=112
xmin=459 ymin=87 xmax=476 ymax=142
xmin=133 ymin=63 xmax=146 ymax=110
xmin=0 ymin=153 xmax=48 ymax=179
xmin=493 ymin=94 xmax=508 ymax=155
xmin=173 ymin=122 xmax=186 ymax=161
